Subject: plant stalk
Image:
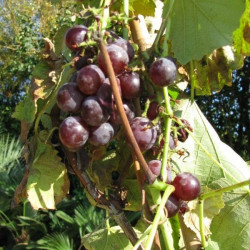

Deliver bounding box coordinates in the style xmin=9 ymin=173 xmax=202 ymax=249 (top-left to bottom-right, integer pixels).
xmin=98 ymin=39 xmax=156 ymax=184
xmin=160 ymin=87 xmax=173 ymax=183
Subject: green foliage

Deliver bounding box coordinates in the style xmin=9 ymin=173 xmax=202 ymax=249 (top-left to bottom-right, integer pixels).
xmin=165 ymin=0 xmax=245 ymax=64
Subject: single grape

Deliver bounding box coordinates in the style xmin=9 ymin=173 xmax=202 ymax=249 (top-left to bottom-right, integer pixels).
xmin=77 ymin=65 xmax=105 ymax=95
xmin=89 ymin=122 xmax=114 ymax=146
xmin=175 ymin=119 xmax=193 ymax=142
xmin=179 ymin=200 xmax=188 ymax=214
xmin=111 ymin=37 xmax=135 ymax=62
xmin=64 ymin=25 xmax=88 ymax=51
xmin=110 ymin=101 xmax=135 ymax=125
xmin=56 ymin=82 xmax=85 ymax=113
xmin=97 ymin=77 xmax=121 ymax=111
xmin=172 ymin=172 xmax=201 ymax=201
xmin=81 ymin=96 xmax=110 ymax=126
xmin=165 ymin=194 xmax=180 ymax=218
xmin=147 ymin=101 xmax=159 ymax=120
xmin=148 ymin=160 xmax=161 ymax=176
xmin=59 ymin=116 xmax=89 ymax=151
xmin=149 ymin=57 xmax=177 ymax=87
xmin=119 ymin=72 xmax=140 ymax=99
xmin=98 ymin=44 xmax=129 ymax=75
xmin=130 ymin=117 xmax=158 ymax=151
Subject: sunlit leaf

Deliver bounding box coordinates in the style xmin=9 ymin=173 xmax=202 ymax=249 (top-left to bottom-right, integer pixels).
xmin=233 ymin=0 xmax=250 ymax=56
xmin=171 ymin=99 xmax=250 ymax=185
xmin=165 ymin=0 xmax=245 ymax=64
xmin=183 ymin=186 xmax=224 ymax=240
xmin=208 ymin=179 xmax=250 ymax=250
xmin=27 ymin=133 xmax=70 ymax=210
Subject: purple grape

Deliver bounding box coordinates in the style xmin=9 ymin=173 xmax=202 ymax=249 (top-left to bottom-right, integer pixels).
xmin=111 ymin=37 xmax=135 ymax=62
xmin=81 ymin=96 xmax=110 ymax=126
xmin=110 ymin=101 xmax=135 ymax=125
xmin=64 ymin=25 xmax=88 ymax=51
xmin=59 ymin=116 xmax=89 ymax=151
xmin=97 ymin=78 xmax=121 ymax=111
xmin=77 ymin=65 xmax=105 ymax=95
xmin=56 ymin=82 xmax=85 ymax=113
xmin=149 ymin=57 xmax=177 ymax=87
xmin=147 ymin=101 xmax=159 ymax=120
xmin=175 ymin=119 xmax=193 ymax=142
xmin=119 ymin=72 xmax=140 ymax=99
xmin=130 ymin=117 xmax=158 ymax=151
xmin=165 ymin=194 xmax=180 ymax=218
xmin=98 ymin=44 xmax=129 ymax=75
xmin=148 ymin=160 xmax=161 ymax=176
xmin=172 ymin=172 xmax=201 ymax=201
xmin=89 ymin=122 xmax=114 ymax=146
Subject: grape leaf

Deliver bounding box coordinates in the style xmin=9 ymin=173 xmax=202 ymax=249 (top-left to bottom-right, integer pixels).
xmin=208 ymin=179 xmax=250 ymax=250
xmin=183 ymin=186 xmax=225 ymax=240
xmin=165 ymin=0 xmax=245 ymax=64
xmin=27 ymin=134 xmax=70 ymax=210
xmin=12 ymin=92 xmax=36 ymax=123
xmin=123 ymin=179 xmax=142 ymax=211
xmin=171 ymin=99 xmax=250 ymax=185
xmin=82 ymin=226 xmax=140 ymax=250
xmin=111 ymin=0 xmax=156 ymax=17
xmin=233 ymin=0 xmax=250 ymax=56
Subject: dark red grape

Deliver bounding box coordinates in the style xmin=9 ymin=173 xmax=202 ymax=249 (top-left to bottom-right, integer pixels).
xmin=179 ymin=200 xmax=188 ymax=214
xmin=149 ymin=57 xmax=177 ymax=87
xmin=81 ymin=96 xmax=110 ymax=126
xmin=147 ymin=101 xmax=159 ymax=120
xmin=172 ymin=172 xmax=201 ymax=201
xmin=98 ymin=44 xmax=129 ymax=75
xmin=119 ymin=72 xmax=140 ymax=99
xmin=130 ymin=117 xmax=158 ymax=151
xmin=175 ymin=119 xmax=193 ymax=142
xmin=64 ymin=25 xmax=88 ymax=51
xmin=148 ymin=160 xmax=161 ymax=176
xmin=59 ymin=116 xmax=89 ymax=151
xmin=89 ymin=122 xmax=114 ymax=146
xmin=111 ymin=37 xmax=135 ymax=62
xmin=97 ymin=78 xmax=121 ymax=111
xmin=77 ymin=65 xmax=105 ymax=95
xmin=165 ymin=194 xmax=180 ymax=218
xmin=56 ymin=82 xmax=85 ymax=113
xmin=110 ymin=101 xmax=135 ymax=125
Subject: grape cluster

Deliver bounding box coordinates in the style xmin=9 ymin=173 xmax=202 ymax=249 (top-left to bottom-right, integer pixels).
xmin=59 ymin=25 xmax=201 ymax=217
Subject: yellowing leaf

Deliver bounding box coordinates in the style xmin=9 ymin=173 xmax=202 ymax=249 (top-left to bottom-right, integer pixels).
xmin=233 ymin=0 xmax=250 ymax=56
xmin=27 ymin=137 xmax=69 ymax=210
xmin=183 ymin=186 xmax=225 ymax=240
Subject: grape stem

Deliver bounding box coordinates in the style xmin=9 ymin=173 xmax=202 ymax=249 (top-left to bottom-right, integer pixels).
xmin=160 ymin=87 xmax=173 ymax=183
xmin=123 ymin=0 xmax=129 ymax=39
xmin=98 ymin=39 xmax=156 ymax=185
xmin=64 ymin=149 xmax=142 ymax=248
xmin=198 ymin=179 xmax=250 ymax=248
xmin=145 ymin=184 xmax=175 ymax=250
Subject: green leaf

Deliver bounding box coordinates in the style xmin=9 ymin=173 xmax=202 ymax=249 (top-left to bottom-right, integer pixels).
xmin=166 ymin=0 xmax=245 ymax=64
xmin=90 ymin=150 xmax=120 ymax=191
xmin=183 ymin=186 xmax=225 ymax=240
xmin=208 ymin=179 xmax=250 ymax=250
xmin=111 ymin=0 xmax=156 ymax=17
xmin=171 ymin=99 xmax=250 ymax=185
xmin=54 ymin=25 xmax=72 ymax=60
xmin=123 ymin=179 xmax=142 ymax=211
xmin=12 ymin=92 xmax=36 ymax=123
xmin=27 ymin=136 xmax=70 ymax=210
xmin=131 ymin=0 xmax=156 ymax=16
xmin=55 ymin=211 xmax=74 ymax=224
xmin=82 ymin=226 xmax=137 ymax=250
xmin=233 ymin=0 xmax=250 ymax=56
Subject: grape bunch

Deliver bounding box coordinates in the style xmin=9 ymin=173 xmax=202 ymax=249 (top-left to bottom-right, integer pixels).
xmin=58 ymin=24 xmax=201 ymax=217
